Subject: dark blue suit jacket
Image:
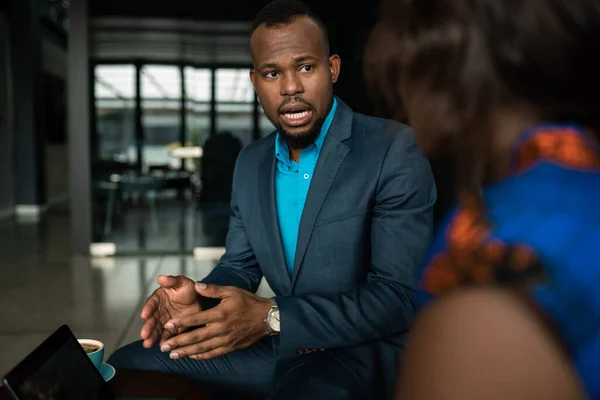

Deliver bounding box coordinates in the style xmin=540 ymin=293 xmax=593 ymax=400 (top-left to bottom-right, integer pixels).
xmin=203 ymin=98 xmax=436 ymax=398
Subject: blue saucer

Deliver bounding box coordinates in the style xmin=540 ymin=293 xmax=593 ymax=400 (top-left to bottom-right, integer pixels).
xmin=99 ymin=362 xmax=116 ymax=382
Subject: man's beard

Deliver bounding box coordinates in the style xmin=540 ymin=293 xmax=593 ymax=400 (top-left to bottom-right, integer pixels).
xmin=277 ymin=116 xmax=326 ymax=150
xmin=272 ymin=96 xmax=333 ymax=150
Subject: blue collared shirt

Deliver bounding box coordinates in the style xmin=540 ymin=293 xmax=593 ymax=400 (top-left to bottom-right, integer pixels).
xmin=275 ymin=98 xmax=338 ymax=277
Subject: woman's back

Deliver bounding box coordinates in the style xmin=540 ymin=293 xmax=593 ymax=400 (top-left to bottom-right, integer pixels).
xmin=418 ymin=124 xmax=600 ymax=397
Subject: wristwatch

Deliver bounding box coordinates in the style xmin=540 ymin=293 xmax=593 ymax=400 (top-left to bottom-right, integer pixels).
xmin=264 ymin=298 xmax=280 ymax=335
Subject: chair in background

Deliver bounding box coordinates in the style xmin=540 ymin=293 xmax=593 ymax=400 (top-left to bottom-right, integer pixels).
xmin=199 ymin=131 xmax=243 ymax=204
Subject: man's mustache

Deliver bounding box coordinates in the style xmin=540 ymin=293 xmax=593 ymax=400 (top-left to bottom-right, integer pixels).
xmin=277 ymin=96 xmax=313 ymax=113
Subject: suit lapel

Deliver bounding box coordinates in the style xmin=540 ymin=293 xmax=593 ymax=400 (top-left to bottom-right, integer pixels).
xmin=258 ymin=139 xmax=292 ymax=293
xmin=291 ymin=99 xmax=353 ymax=289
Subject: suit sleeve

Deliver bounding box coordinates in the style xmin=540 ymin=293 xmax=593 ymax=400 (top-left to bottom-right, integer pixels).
xmin=275 ymin=128 xmax=436 ymax=353
xmin=201 ymin=153 xmax=263 ymax=293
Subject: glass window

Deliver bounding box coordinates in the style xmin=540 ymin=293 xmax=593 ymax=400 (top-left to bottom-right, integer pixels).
xmin=91 ymin=63 xmax=269 ymax=255
xmin=216 ymin=69 xmax=254 ymax=103
xmin=94 ymin=65 xmax=136 ymax=163
xmin=185 ymin=67 xmax=211 ymax=147
xmin=185 ymin=67 xmax=211 ymax=102
xmin=216 ymin=103 xmax=253 ymax=146
xmin=141 ymin=65 xmax=181 ymax=99
xmin=95 ymin=65 xmax=136 ymax=99
xmin=215 ymin=68 xmax=254 ymax=146
xmin=141 ymin=65 xmax=182 ymax=167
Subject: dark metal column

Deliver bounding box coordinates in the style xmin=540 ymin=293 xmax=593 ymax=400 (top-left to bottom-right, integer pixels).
xmin=11 ymin=0 xmax=47 ymax=208
xmin=210 ymin=67 xmax=217 ymax=138
xmin=134 ymin=62 xmax=143 ymax=171
xmin=179 ymin=64 xmax=186 ymax=169
xmin=68 ymin=0 xmax=92 ymax=254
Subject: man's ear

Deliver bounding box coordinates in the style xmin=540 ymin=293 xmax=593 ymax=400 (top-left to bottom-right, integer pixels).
xmin=329 ymin=54 xmax=341 ymax=83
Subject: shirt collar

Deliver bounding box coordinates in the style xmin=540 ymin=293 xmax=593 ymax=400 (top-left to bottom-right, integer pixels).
xmin=275 ymin=97 xmax=338 ymax=163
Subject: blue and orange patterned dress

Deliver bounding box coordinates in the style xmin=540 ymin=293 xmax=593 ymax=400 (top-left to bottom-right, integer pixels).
xmin=417 ymin=123 xmax=600 ymax=399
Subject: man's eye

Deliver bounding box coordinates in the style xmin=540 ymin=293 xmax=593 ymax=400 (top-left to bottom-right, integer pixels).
xmin=264 ymin=71 xmax=278 ymax=78
xmin=300 ymin=65 xmax=313 ymax=73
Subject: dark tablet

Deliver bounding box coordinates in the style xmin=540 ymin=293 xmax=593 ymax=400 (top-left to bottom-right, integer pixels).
xmin=1 ymin=324 xmax=114 ymax=400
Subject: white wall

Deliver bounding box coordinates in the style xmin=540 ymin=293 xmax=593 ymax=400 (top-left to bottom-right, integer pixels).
xmin=0 ymin=12 xmax=15 ymax=220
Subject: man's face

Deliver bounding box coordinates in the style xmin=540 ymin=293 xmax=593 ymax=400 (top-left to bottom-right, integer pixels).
xmin=250 ymin=16 xmax=341 ymax=149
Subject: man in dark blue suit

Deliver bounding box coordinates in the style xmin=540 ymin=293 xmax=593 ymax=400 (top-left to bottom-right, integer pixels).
xmin=108 ymin=1 xmax=436 ymax=398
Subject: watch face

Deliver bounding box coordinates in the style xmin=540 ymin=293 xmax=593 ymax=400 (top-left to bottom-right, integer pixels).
xmin=268 ymin=310 xmax=280 ymax=332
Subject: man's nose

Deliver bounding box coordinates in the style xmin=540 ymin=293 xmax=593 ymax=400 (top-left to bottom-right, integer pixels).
xmin=280 ymin=73 xmax=304 ymax=97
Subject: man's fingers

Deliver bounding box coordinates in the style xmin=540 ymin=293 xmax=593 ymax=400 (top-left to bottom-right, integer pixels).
xmin=140 ymin=316 xmax=157 ymax=340
xmin=142 ymin=330 xmax=158 ymax=349
xmin=145 ymin=322 xmax=164 ymax=349
xmin=159 ymin=325 xmax=177 ymax=346
xmin=156 ymin=274 xmax=177 ymax=287
xmin=140 ymin=294 xmax=160 ymax=320
xmin=164 ymin=308 xmax=222 ymax=331
xmin=157 ymin=274 xmax=191 ymax=289
xmin=168 ymin=337 xmax=229 ymax=360
xmin=194 ymin=282 xmax=236 ymax=299
xmin=144 ymin=275 xmax=192 ymax=320
xmin=141 ymin=309 xmax=170 ymax=348
xmin=140 ymin=317 xmax=162 ymax=348
xmin=143 ymin=336 xmax=157 ymax=349
xmin=161 ymin=325 xmax=223 ymax=352
xmin=159 ymin=311 xmax=192 ymax=346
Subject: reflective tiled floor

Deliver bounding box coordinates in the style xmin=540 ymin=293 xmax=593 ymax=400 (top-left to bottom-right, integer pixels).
xmin=93 ymin=197 xmax=232 ymax=254
xmin=0 ymin=206 xmax=273 ymax=377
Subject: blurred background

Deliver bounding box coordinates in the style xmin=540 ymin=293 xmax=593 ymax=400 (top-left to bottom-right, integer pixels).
xmin=0 ymin=0 xmax=381 ymax=256
xmin=0 ymin=0 xmax=394 ymax=376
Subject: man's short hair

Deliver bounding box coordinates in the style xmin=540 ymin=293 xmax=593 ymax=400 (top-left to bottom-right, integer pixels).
xmin=251 ymin=0 xmax=330 ymax=54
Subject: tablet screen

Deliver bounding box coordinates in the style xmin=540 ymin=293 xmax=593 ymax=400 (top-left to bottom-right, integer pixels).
xmin=2 ymin=325 xmax=113 ymax=400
